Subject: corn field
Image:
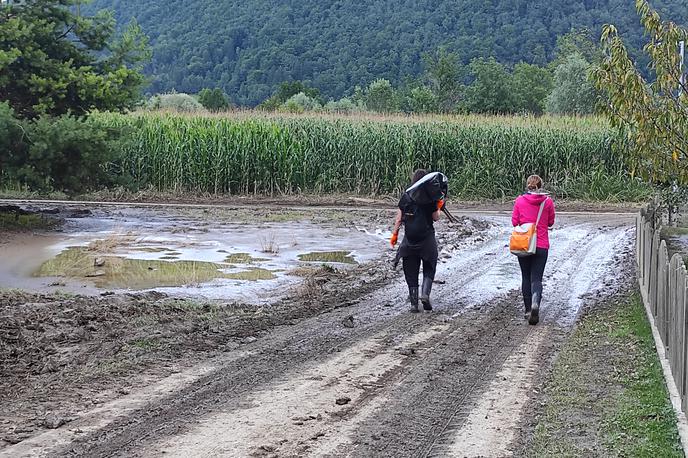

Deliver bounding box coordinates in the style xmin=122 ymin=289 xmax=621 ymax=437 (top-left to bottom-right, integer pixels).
xmin=100 ymin=111 xmax=650 ymax=200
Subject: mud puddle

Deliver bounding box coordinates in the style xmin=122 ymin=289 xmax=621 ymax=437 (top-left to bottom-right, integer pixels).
xmin=1 ymin=205 xmax=387 ymax=302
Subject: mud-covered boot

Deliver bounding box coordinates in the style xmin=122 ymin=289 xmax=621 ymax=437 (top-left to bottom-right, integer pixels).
xmin=409 ymin=287 xmax=419 ymax=313
xmin=420 ymin=277 xmax=433 ymax=311
xmin=524 ymin=296 xmax=532 ymax=320
xmin=529 ymin=292 xmax=540 ymax=325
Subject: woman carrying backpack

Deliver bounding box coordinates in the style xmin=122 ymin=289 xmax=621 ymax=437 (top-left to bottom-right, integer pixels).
xmin=390 ymin=169 xmax=443 ymax=313
xmin=511 ymin=175 xmax=556 ymax=325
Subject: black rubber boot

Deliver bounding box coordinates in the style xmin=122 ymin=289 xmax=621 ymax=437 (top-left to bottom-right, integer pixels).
xmin=529 ymin=292 xmax=540 ymax=325
xmin=420 ymin=277 xmax=433 ymax=311
xmin=409 ymin=287 xmax=419 ymax=313
xmin=524 ymin=295 xmax=532 ymax=320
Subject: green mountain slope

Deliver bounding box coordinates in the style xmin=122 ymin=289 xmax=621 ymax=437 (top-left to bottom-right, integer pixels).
xmin=88 ymin=0 xmax=687 ymax=105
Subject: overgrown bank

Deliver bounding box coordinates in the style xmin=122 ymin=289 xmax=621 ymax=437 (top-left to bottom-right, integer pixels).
xmin=525 ymin=291 xmax=682 ymax=456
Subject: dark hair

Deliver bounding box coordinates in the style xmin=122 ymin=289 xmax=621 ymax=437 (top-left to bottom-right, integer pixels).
xmin=411 ymin=169 xmax=427 ymax=184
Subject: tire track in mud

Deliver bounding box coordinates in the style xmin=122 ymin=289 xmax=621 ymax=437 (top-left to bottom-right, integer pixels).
xmin=4 ymin=216 xmax=633 ymax=458
xmin=323 ymin=219 xmax=633 ymax=457
xmin=422 ymin=225 xmax=635 ymax=458
xmin=423 ymin=229 xmax=633 ymax=457
xmin=39 ymin=268 xmax=504 ymax=454
xmin=147 ymin=217 xmax=633 ymax=458
xmin=47 ymin=228 xmax=516 ymax=457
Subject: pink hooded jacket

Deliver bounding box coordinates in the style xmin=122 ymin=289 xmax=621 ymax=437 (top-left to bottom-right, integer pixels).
xmin=511 ymin=193 xmax=556 ymax=249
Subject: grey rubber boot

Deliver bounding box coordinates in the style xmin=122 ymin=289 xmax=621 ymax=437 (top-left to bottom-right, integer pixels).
xmin=420 ymin=277 xmax=433 ymax=311
xmin=529 ymin=292 xmax=540 ymax=325
xmin=409 ymin=287 xmax=419 ymax=313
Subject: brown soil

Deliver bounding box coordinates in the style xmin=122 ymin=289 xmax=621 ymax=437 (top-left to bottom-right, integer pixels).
xmin=0 ymin=205 xmax=640 ymax=457
xmin=1 ymin=195 xmax=641 ymax=214
xmin=0 ymin=256 xmax=396 ymax=446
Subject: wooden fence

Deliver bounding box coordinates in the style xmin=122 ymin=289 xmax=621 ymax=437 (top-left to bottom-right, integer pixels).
xmin=637 ymin=201 xmax=688 ymax=413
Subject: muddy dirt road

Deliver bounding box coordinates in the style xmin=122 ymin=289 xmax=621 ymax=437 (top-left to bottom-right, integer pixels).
xmin=0 ymin=206 xmax=634 ymax=457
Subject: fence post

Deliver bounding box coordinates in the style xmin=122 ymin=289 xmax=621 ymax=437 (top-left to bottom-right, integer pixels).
xmin=669 ymin=255 xmax=676 ymax=365
xmin=650 ymin=232 xmax=661 ymax=316
xmin=659 ymin=241 xmax=671 ymax=347
xmin=637 ymin=213 xmax=643 ymax=278
xmin=676 ymin=261 xmax=688 ymax=409
xmin=669 ymin=255 xmax=683 ymax=381
xmin=683 ymin=275 xmax=688 ymax=414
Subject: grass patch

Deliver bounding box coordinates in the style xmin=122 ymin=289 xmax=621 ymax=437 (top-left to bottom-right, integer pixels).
xmin=529 ymin=292 xmax=682 ymax=457
xmin=128 ymin=338 xmax=160 ymax=351
xmin=225 ymin=267 xmax=277 ymax=281
xmin=0 ymin=188 xmax=69 ymax=200
xmin=602 ymin=298 xmax=682 ymax=456
xmin=298 ymin=251 xmax=357 ymax=264
xmin=0 ymin=211 xmax=58 ymax=231
xmin=224 ymin=252 xmax=268 ymax=264
xmin=34 ymin=247 xmax=277 ymax=289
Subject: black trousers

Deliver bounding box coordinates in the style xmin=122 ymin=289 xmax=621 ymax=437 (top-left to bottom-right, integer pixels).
xmin=517 ymin=248 xmax=549 ymax=308
xmin=401 ymin=236 xmax=438 ymax=288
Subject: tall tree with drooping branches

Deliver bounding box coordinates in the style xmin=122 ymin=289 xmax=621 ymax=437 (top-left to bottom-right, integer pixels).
xmin=594 ymin=0 xmax=688 ymax=186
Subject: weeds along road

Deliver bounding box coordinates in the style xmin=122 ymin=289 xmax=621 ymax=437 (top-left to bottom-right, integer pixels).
xmin=2 ymin=211 xmax=635 ymax=458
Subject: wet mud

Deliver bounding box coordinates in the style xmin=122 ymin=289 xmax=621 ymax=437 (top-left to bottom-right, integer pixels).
xmin=0 ymin=203 xmax=636 ymax=457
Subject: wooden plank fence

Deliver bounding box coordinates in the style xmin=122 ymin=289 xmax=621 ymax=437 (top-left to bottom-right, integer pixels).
xmin=637 ymin=201 xmax=688 ymax=413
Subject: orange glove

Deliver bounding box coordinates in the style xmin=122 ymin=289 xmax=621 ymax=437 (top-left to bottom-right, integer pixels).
xmin=390 ymin=232 xmax=398 ymax=248
xmin=436 ymin=199 xmax=445 ymax=211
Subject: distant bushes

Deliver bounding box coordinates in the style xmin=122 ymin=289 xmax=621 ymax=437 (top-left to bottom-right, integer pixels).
xmin=147 ymin=93 xmax=207 ymax=113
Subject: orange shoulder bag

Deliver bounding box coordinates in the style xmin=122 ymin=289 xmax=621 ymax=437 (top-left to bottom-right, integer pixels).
xmin=509 ymin=199 xmax=547 ymax=257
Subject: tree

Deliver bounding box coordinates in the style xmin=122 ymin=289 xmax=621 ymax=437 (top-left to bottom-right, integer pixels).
xmin=464 ymin=57 xmax=516 ymax=114
xmin=83 ymin=0 xmax=688 ymax=106
xmin=365 ymin=79 xmax=399 ymax=113
xmin=593 ymin=0 xmax=688 ymax=192
xmin=198 ymin=88 xmax=230 ymax=111
xmin=0 ymin=102 xmax=24 ymax=181
xmin=423 ymin=48 xmax=463 ymax=113
xmin=258 ymin=80 xmax=320 ymax=110
xmin=0 ymin=0 xmax=150 ymax=119
xmin=8 ymin=115 xmax=129 ymax=192
xmin=324 ymin=97 xmax=362 ymax=114
xmin=406 ymin=87 xmax=438 ymax=114
xmin=280 ymin=92 xmax=321 ymax=113
xmin=546 ymin=54 xmax=597 ymax=115
xmin=551 ymin=28 xmax=602 ymax=67
xmin=148 ymin=93 xmax=206 ymax=112
xmin=512 ymin=63 xmax=553 ymax=114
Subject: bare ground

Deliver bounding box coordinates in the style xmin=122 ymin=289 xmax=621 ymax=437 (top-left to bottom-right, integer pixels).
xmin=0 ymin=195 xmax=641 ymax=214
xmin=0 ymin=206 xmax=639 ymax=457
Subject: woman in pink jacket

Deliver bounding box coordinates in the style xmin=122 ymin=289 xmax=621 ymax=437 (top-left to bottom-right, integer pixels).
xmin=511 ymin=175 xmax=555 ymax=325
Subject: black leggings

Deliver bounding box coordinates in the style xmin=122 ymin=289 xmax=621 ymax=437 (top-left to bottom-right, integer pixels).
xmin=517 ymin=248 xmax=549 ymax=307
xmin=403 ymin=255 xmax=437 ymax=288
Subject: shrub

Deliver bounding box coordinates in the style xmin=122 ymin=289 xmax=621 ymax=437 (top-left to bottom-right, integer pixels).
xmin=148 ymin=93 xmax=206 ymax=113
xmin=0 ymin=103 xmax=25 ymax=185
xmin=3 ymin=115 xmax=130 ymax=193
xmin=324 ymin=97 xmax=362 ymax=114
xmin=198 ymin=88 xmax=231 ymax=111
xmin=280 ymin=92 xmax=322 ymax=113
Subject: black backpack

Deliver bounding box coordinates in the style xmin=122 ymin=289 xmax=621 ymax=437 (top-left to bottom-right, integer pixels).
xmin=398 ymin=192 xmax=433 ymax=243
xmin=398 ymin=172 xmax=449 ymax=243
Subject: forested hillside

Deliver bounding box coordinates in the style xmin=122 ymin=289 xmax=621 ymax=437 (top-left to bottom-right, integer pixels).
xmin=88 ymin=0 xmax=687 ymax=106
